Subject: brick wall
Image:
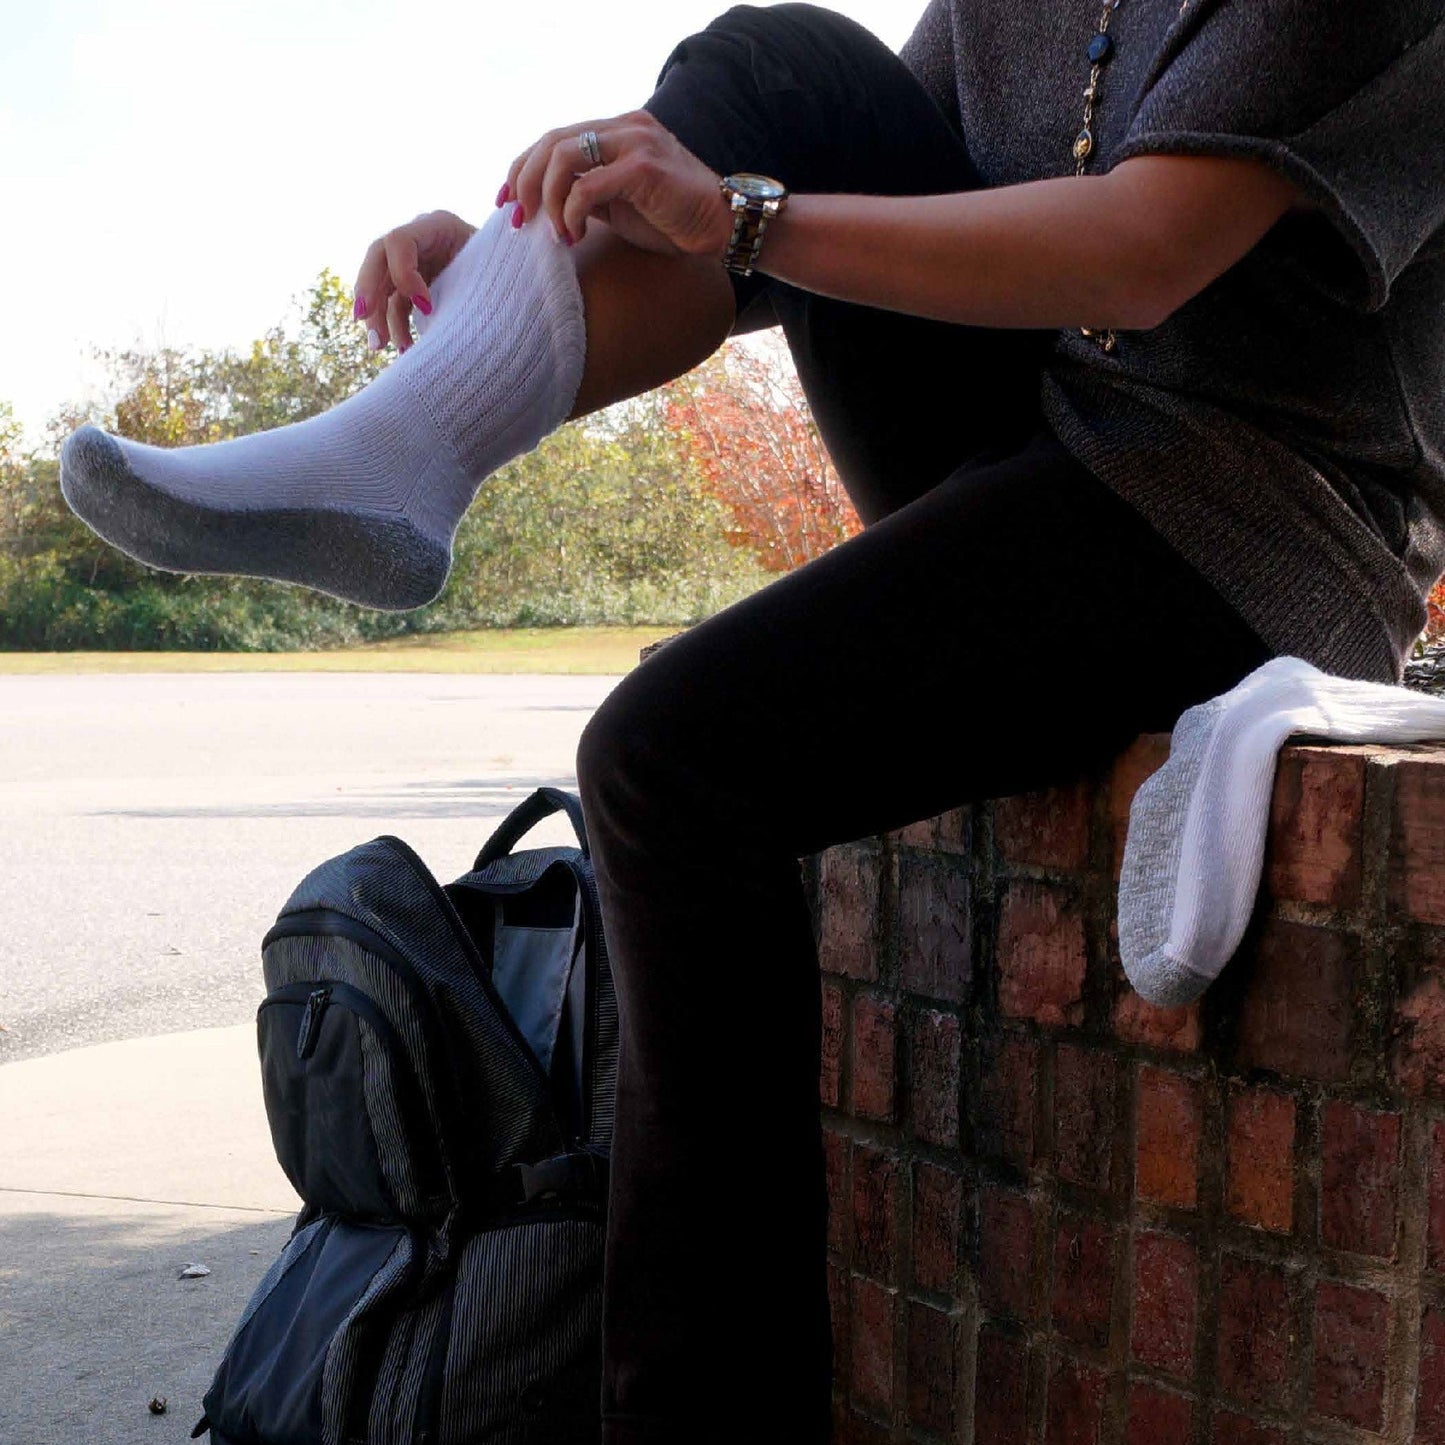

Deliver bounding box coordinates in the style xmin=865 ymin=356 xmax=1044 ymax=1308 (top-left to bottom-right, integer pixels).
xmin=805 ymin=735 xmax=1445 ymax=1444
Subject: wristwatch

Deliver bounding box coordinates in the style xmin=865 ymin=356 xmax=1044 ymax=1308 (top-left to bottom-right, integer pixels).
xmin=719 ymin=173 xmax=790 ymax=277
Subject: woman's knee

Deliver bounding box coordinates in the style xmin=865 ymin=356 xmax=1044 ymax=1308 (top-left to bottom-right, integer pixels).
xmin=646 ymin=3 xmax=975 ymax=210
xmin=575 ymin=669 xmax=676 ymax=834
xmin=575 ymin=652 xmax=739 ymax=851
xmin=655 ymin=4 xmax=894 ymax=103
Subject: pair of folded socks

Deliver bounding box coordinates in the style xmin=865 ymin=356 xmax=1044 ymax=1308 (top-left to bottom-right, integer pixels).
xmin=59 ymin=203 xmax=586 ymax=611
xmin=1119 ymin=654 xmax=1445 ymax=1008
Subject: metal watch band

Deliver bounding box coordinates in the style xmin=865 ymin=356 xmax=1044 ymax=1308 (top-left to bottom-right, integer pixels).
xmin=720 ymin=184 xmax=784 ymax=278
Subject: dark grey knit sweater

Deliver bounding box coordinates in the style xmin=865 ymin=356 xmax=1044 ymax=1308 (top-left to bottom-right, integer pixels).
xmin=900 ymin=0 xmax=1445 ymax=682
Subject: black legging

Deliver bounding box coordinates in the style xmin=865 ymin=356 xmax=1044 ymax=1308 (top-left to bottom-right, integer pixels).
xmin=574 ymin=7 xmax=1275 ymax=1441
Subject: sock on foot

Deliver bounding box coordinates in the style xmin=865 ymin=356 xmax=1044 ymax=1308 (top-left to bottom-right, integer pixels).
xmin=59 ymin=203 xmax=586 ymax=610
xmin=1119 ymin=654 xmax=1445 ymax=1007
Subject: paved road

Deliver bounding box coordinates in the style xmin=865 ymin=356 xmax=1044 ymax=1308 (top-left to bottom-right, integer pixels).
xmin=0 ymin=673 xmax=619 ymax=1064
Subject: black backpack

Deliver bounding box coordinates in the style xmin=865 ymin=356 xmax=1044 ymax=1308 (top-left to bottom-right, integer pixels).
xmin=195 ymin=787 xmax=617 ymax=1445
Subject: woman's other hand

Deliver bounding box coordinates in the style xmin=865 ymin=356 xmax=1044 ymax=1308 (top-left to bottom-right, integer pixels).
xmin=504 ymin=111 xmax=733 ymax=258
xmin=353 ymin=209 xmax=478 ymax=353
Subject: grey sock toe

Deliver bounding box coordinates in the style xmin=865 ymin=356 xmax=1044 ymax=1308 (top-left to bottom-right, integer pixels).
xmin=1117 ymin=703 xmax=1217 ymax=1006
xmin=1124 ymin=949 xmax=1214 ymax=1008
xmin=59 ymin=424 xmax=451 ymax=612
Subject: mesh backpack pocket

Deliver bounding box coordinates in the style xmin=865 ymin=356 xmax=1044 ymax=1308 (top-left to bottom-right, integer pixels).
xmin=259 ymin=980 xmax=440 ymax=1222
xmin=202 ymin=1217 xmax=418 ymax=1445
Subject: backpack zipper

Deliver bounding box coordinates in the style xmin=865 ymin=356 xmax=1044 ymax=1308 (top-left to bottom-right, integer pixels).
xmin=295 ymin=986 xmax=331 ymax=1060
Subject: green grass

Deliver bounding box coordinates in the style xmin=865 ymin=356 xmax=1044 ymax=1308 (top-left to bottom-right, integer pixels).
xmin=0 ymin=627 xmax=681 ymax=676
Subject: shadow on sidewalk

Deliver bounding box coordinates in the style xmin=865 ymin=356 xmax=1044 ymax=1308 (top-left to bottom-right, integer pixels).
xmin=0 ymin=1193 xmax=294 ymax=1445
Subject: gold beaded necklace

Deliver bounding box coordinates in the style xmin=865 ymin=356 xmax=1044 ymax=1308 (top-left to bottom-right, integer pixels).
xmin=1073 ymin=0 xmax=1192 ymax=353
xmin=1075 ymin=0 xmax=1124 ymax=354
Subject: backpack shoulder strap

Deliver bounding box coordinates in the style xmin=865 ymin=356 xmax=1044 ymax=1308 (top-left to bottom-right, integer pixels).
xmin=474 ymin=788 xmax=589 ymax=870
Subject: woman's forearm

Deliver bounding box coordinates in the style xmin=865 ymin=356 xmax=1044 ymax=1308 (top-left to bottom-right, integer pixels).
xmin=755 ymin=180 xmax=1166 ymax=331
xmin=754 ymin=156 xmax=1303 ymax=333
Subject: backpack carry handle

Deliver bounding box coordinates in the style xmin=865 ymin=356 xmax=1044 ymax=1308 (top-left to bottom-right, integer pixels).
xmin=474 ymin=787 xmax=590 ymax=868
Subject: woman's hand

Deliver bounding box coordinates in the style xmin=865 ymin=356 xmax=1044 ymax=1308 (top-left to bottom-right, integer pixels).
xmin=504 ymin=111 xmax=733 ymax=258
xmin=353 ymin=209 xmax=478 ymax=353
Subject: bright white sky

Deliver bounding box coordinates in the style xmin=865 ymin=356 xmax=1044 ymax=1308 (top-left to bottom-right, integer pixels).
xmin=1 ymin=0 xmax=916 ymax=450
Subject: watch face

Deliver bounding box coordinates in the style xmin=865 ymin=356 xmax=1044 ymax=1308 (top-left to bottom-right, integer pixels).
xmin=729 ymin=173 xmax=787 ymax=202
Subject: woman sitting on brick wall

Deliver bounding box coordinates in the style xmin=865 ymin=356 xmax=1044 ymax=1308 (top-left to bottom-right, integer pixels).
xmin=58 ymin=3 xmax=1445 ymax=1440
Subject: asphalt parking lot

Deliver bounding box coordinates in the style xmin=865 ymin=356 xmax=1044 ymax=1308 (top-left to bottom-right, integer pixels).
xmin=0 ymin=672 xmax=618 ymax=1063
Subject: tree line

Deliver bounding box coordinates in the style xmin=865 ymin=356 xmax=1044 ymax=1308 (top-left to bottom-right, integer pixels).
xmin=0 ymin=271 xmax=860 ymax=650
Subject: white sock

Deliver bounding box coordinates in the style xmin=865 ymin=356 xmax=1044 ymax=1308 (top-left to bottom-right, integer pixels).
xmin=59 ymin=203 xmax=586 ymax=610
xmin=1119 ymin=655 xmax=1445 ymax=1007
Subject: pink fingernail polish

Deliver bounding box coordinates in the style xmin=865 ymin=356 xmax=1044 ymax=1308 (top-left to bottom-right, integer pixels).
xmin=353 ymin=296 xmax=367 ymax=320
xmin=496 ymin=183 xmax=510 ymax=207
xmin=511 ymin=205 xmax=525 ymax=229
xmin=413 ymin=293 xmax=432 ymax=316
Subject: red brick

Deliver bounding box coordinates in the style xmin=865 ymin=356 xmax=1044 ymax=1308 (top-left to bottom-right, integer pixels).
xmin=851 ymin=995 xmax=897 ymax=1123
xmin=1112 ymin=977 xmax=1202 ymax=1053
xmin=828 ymin=1260 xmax=850 ymax=1382
xmin=1109 ymin=733 xmax=1173 ymax=881
xmin=911 ymin=1010 xmax=961 ymax=1148
xmin=1216 ymin=1255 xmax=1292 ymax=1405
xmin=820 ymin=847 xmax=882 ymax=980
xmin=850 ymin=1276 xmax=895 ymax=1410
xmin=907 ymin=1301 xmax=956 ymax=1435
xmin=898 ymin=854 xmax=971 ymax=1003
xmin=1429 ymin=1123 xmax=1445 ymax=1271
xmin=912 ymin=1163 xmax=962 ymax=1295
xmin=1046 ymin=1358 xmax=1108 ymax=1445
xmin=1054 ymin=1045 xmax=1118 ymax=1192
xmin=975 ymin=1034 xmax=1040 ymax=1171
xmin=1419 ymin=1306 xmax=1445 ymax=1444
xmin=998 ymin=882 xmax=1089 ymax=1028
xmin=1051 ymin=1215 xmax=1115 ymax=1349
xmin=1131 ymin=1232 xmax=1198 ymax=1378
xmin=890 ymin=816 xmax=937 ymax=848
xmin=1234 ymin=920 xmax=1356 ymax=1083
xmin=851 ymin=1143 xmax=901 ymax=1283
xmin=824 ymin=1128 xmax=850 ymax=1255
xmin=1395 ymin=970 xmax=1445 ymax=1098
xmin=975 ymin=1329 xmax=1029 ymax=1445
xmin=1225 ymin=1089 xmax=1296 ymax=1234
xmin=1311 ymin=1280 xmax=1389 ymax=1431
xmin=1212 ymin=1412 xmax=1286 ymax=1445
xmin=1127 ymin=1382 xmax=1192 ymax=1445
xmin=1390 ymin=757 xmax=1445 ymax=925
xmin=1264 ymin=746 xmax=1366 ymax=907
xmin=1135 ymin=1066 xmax=1201 ymax=1209
xmin=821 ymin=980 xmax=845 ymax=1109
xmin=995 ymin=778 xmax=1093 ymax=870
xmin=937 ymin=806 xmax=972 ymax=854
xmin=1320 ymin=1101 xmax=1400 ymax=1257
xmin=978 ymin=1186 xmax=1037 ymax=1321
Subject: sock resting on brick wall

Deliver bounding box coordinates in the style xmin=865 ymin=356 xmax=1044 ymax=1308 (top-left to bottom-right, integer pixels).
xmin=1119 ymin=655 xmax=1445 ymax=1007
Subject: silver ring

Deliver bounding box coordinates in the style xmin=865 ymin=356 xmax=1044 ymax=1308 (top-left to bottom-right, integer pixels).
xmin=578 ymin=130 xmax=602 ymax=167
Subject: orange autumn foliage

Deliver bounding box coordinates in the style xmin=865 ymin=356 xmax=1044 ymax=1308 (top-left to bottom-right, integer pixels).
xmin=1429 ymin=579 xmax=1445 ymax=642
xmin=663 ymin=340 xmax=861 ymax=573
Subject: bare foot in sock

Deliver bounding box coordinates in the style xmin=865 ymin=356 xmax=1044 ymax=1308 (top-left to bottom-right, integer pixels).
xmin=59 ymin=204 xmax=586 ymax=611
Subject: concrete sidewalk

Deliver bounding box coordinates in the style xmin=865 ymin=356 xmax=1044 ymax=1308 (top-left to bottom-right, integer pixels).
xmin=0 ymin=1027 xmax=300 ymax=1444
